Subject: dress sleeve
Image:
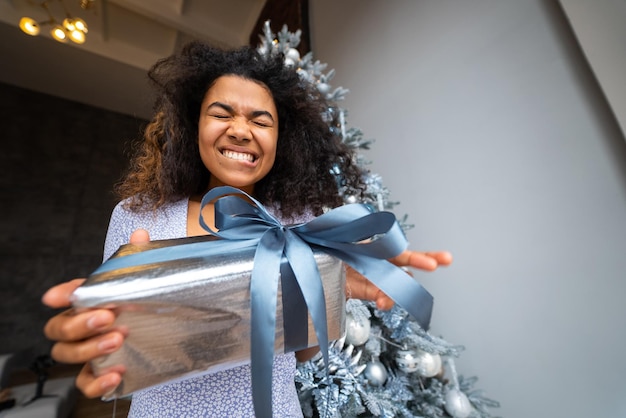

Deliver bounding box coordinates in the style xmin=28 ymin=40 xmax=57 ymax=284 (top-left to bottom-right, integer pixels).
xmin=103 ymin=201 xmax=134 ymax=262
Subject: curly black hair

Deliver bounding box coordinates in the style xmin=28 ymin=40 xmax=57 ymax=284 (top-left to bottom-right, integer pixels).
xmin=117 ymin=41 xmax=364 ymax=218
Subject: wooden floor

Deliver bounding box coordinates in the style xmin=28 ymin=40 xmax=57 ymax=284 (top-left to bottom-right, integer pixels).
xmin=6 ymin=363 xmax=131 ymax=418
xmin=73 ymin=395 xmax=131 ymax=418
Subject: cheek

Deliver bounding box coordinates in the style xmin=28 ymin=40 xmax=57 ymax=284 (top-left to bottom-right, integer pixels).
xmin=198 ymin=124 xmax=221 ymax=152
xmin=198 ymin=124 xmax=213 ymax=144
xmin=265 ymin=132 xmax=279 ymax=160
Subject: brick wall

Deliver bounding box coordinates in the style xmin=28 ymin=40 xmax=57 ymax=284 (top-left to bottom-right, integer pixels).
xmin=0 ymin=82 xmax=146 ymax=354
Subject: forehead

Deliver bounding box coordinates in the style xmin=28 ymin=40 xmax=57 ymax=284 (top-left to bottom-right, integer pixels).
xmin=203 ymin=75 xmax=276 ymax=112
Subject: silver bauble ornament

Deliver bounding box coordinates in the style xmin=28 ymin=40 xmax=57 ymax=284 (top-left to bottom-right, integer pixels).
xmin=364 ymin=360 xmax=388 ymax=386
xmin=395 ymin=349 xmax=442 ymax=376
xmin=284 ymin=57 xmax=296 ymax=67
xmin=345 ymin=195 xmax=358 ymax=204
xmin=444 ymin=388 xmax=473 ymax=418
xmin=415 ymin=349 xmax=442 ymax=377
xmin=344 ymin=313 xmax=370 ymax=346
xmin=395 ymin=349 xmax=420 ymax=373
xmin=285 ymin=47 xmax=300 ymax=62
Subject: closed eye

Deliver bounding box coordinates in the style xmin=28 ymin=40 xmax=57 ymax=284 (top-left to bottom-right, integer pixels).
xmin=205 ymin=102 xmax=275 ymax=127
xmin=250 ymin=111 xmax=274 ymax=128
xmin=206 ymin=102 xmax=234 ymax=119
xmin=252 ymin=119 xmax=272 ymax=127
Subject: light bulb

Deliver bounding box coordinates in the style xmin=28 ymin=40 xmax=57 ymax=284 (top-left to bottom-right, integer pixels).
xmin=51 ymin=25 xmax=67 ymax=42
xmin=63 ymin=17 xmax=75 ymax=31
xmin=19 ymin=17 xmax=40 ymax=36
xmin=73 ymin=18 xmax=88 ymax=33
xmin=80 ymin=0 xmax=96 ymax=10
xmin=69 ymin=29 xmax=85 ymax=44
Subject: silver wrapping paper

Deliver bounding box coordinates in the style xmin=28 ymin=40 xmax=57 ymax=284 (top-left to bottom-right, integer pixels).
xmin=72 ymin=235 xmax=346 ymax=399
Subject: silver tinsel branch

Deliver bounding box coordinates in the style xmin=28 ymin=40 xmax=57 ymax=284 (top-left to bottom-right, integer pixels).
xmin=257 ymin=21 xmax=399 ymax=216
xmin=257 ymin=22 xmax=499 ymax=418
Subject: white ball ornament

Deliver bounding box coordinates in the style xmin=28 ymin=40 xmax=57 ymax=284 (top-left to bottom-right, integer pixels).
xmin=395 ymin=349 xmax=442 ymax=377
xmin=285 ymin=47 xmax=300 ymax=62
xmin=284 ymin=57 xmax=296 ymax=67
xmin=415 ymin=349 xmax=442 ymax=378
xmin=444 ymin=388 xmax=473 ymax=418
xmin=395 ymin=349 xmax=419 ymax=373
xmin=344 ymin=313 xmax=371 ymax=346
xmin=345 ymin=195 xmax=358 ymax=204
xmin=364 ymin=360 xmax=388 ymax=386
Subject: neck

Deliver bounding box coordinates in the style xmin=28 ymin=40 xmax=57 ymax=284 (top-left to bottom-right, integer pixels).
xmin=207 ymin=179 xmax=255 ymax=196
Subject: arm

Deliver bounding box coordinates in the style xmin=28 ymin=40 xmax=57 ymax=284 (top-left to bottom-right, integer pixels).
xmin=296 ymin=249 xmax=452 ymax=362
xmin=346 ymin=249 xmax=453 ymax=310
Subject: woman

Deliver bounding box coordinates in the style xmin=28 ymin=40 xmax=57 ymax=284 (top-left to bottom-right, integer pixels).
xmin=43 ymin=42 xmax=452 ymax=417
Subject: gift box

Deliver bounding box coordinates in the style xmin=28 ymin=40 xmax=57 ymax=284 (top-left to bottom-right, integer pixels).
xmin=71 ymin=186 xmax=433 ymax=417
xmin=72 ymin=234 xmax=346 ymax=399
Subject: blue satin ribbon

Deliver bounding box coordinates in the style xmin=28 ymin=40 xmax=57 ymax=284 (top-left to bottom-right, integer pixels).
xmin=93 ymin=186 xmax=433 ymax=417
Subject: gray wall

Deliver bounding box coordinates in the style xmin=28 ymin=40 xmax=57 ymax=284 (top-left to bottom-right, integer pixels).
xmin=310 ymin=1 xmax=626 ymax=417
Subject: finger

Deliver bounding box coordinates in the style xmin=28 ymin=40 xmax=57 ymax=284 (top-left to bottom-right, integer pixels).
xmin=41 ymin=279 xmax=86 ymax=309
xmin=50 ymin=330 xmax=124 ymax=364
xmin=375 ymin=290 xmax=394 ymax=311
xmin=345 ymin=266 xmax=374 ymax=300
xmin=424 ymin=251 xmax=453 ymax=266
xmin=76 ymin=363 xmax=125 ymax=399
xmin=130 ymin=229 xmax=150 ymax=244
xmin=390 ymin=250 xmax=453 ymax=271
xmin=391 ymin=251 xmax=437 ymax=271
xmin=346 ymin=267 xmax=394 ymax=308
xmin=44 ymin=308 xmax=117 ymax=342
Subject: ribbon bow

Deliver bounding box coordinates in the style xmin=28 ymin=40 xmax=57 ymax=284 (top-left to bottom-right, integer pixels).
xmin=94 ymin=186 xmax=433 ymax=417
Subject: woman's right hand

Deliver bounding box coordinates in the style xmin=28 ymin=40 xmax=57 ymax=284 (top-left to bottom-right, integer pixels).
xmin=41 ymin=229 xmax=151 ymax=398
xmin=42 ymin=279 xmax=125 ymax=397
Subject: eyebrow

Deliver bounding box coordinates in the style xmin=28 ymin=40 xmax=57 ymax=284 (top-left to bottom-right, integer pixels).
xmin=207 ymin=101 xmax=275 ymax=122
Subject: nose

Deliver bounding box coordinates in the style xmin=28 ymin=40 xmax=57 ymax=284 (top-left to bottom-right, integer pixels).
xmin=227 ymin=117 xmax=251 ymax=142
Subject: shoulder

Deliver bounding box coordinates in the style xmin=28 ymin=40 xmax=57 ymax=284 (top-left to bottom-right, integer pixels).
xmin=103 ymin=197 xmax=189 ymax=260
xmin=111 ymin=197 xmax=188 ymax=224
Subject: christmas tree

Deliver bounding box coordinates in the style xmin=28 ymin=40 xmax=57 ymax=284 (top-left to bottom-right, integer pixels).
xmin=257 ymin=22 xmax=500 ymax=418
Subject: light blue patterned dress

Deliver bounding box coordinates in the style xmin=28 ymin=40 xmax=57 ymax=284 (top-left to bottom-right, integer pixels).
xmin=103 ymin=198 xmax=304 ymax=417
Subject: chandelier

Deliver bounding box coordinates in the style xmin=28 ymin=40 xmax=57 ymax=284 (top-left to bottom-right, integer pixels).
xmin=18 ymin=0 xmax=95 ymax=44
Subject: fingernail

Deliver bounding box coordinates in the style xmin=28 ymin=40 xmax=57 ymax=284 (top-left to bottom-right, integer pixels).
xmin=101 ymin=376 xmax=118 ymax=391
xmin=87 ymin=314 xmax=108 ymax=330
xmin=98 ymin=338 xmax=118 ymax=353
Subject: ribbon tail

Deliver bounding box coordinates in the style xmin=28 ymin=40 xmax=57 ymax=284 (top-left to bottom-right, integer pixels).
xmin=284 ymin=231 xmax=330 ymax=368
xmin=326 ymin=248 xmax=433 ymax=330
xmin=280 ymin=262 xmax=309 ymax=352
xmin=250 ymin=229 xmax=284 ymax=418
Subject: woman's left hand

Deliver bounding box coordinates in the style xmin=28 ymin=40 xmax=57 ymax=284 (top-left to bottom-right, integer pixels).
xmin=345 ymin=250 xmax=453 ymax=310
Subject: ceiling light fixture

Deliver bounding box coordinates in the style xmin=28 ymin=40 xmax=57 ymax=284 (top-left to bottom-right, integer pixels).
xmin=18 ymin=17 xmax=41 ymax=36
xmin=18 ymin=0 xmax=91 ymax=45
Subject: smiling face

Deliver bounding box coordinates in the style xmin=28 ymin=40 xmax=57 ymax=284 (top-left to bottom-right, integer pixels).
xmin=198 ymin=75 xmax=279 ymax=195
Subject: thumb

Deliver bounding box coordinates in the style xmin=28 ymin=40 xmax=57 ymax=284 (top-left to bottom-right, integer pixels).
xmin=42 ymin=278 xmax=86 ymax=308
xmin=129 ymin=229 xmax=150 ymax=244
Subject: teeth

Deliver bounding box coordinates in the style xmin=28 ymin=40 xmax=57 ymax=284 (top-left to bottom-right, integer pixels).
xmin=223 ymin=150 xmax=254 ymax=162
